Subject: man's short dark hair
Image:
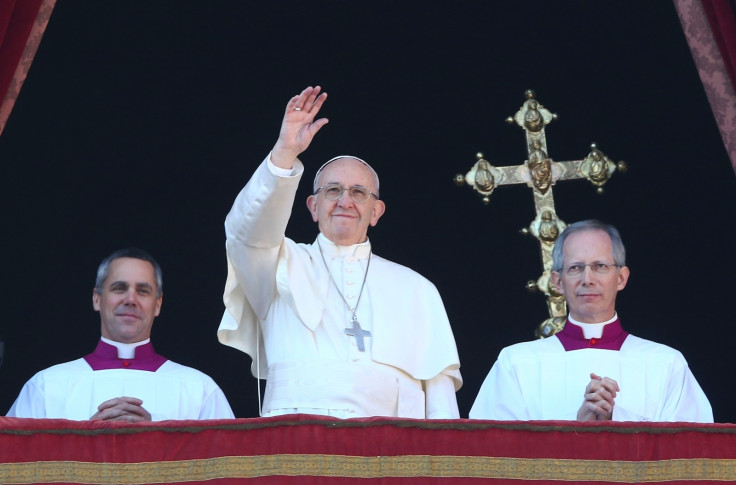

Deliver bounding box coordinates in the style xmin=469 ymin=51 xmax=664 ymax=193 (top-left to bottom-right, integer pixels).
xmin=94 ymin=248 xmax=163 ymax=298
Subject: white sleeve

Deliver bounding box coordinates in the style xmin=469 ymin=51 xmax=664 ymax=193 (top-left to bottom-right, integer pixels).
xmin=469 ymin=352 xmax=529 ymax=420
xmin=197 ymin=385 xmax=236 ymax=420
xmin=218 ymin=155 xmax=304 ymax=364
xmin=6 ymin=376 xmax=47 ymax=418
xmin=424 ymin=371 xmax=460 ymax=419
xmin=224 ymin=155 xmax=303 ymax=319
xmin=266 ymin=153 xmax=296 ymax=177
xmin=661 ymin=357 xmax=713 ymax=423
xmin=612 ymin=353 xmax=713 ymax=423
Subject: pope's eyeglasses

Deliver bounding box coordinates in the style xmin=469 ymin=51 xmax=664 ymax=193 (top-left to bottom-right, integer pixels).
xmin=558 ymin=262 xmax=622 ymax=276
xmin=314 ymin=183 xmax=378 ymax=203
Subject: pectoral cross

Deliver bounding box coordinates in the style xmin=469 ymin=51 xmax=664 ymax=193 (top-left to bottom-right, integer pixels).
xmin=455 ymin=90 xmax=627 ymax=338
xmin=344 ymin=315 xmax=371 ymax=352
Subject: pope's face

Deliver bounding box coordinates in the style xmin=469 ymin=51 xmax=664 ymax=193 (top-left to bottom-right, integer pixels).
xmin=551 ymin=229 xmax=629 ymax=323
xmin=307 ymin=158 xmax=385 ymax=246
xmin=93 ymin=257 xmax=162 ymax=343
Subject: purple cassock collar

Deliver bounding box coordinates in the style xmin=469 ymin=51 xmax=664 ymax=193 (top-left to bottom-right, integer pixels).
xmin=555 ymin=318 xmax=629 ymax=351
xmin=84 ymin=340 xmax=167 ymax=372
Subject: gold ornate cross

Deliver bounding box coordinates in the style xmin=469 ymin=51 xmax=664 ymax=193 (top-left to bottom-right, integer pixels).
xmin=455 ymin=90 xmax=627 ymax=338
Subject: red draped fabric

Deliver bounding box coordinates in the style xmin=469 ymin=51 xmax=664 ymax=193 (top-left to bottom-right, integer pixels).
xmin=674 ymin=0 xmax=736 ymax=174
xmin=703 ymin=0 xmax=736 ymax=88
xmin=0 ymin=0 xmax=56 ymax=137
xmin=1 ymin=415 xmax=736 ymax=484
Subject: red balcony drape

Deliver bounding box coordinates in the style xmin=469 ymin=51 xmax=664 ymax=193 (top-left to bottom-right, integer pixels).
xmin=2 ymin=416 xmax=736 ymax=484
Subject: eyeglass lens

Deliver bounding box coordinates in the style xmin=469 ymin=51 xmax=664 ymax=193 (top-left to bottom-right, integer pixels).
xmin=321 ymin=184 xmax=371 ymax=202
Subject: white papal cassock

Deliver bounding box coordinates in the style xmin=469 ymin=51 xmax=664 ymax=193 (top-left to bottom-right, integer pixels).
xmin=218 ymin=156 xmax=462 ymax=419
xmin=470 ymin=317 xmax=713 ymax=422
xmin=6 ymin=340 xmax=234 ymax=420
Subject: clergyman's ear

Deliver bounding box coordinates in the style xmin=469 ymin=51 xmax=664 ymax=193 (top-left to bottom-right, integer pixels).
xmin=551 ymin=271 xmax=563 ymax=293
xmin=92 ymin=288 xmax=101 ymax=311
xmin=370 ymin=200 xmax=386 ymax=226
xmin=307 ymin=195 xmax=318 ymax=222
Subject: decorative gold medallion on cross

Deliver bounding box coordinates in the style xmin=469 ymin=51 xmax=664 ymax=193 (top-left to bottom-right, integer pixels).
xmin=455 ymin=90 xmax=627 ymax=338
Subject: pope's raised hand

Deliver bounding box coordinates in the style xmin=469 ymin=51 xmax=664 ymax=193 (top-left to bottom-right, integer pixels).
xmin=271 ymin=85 xmax=329 ymax=169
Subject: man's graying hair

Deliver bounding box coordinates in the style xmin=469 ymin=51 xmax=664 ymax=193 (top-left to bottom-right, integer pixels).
xmin=94 ymin=248 xmax=163 ymax=298
xmin=552 ymin=220 xmax=626 ymax=271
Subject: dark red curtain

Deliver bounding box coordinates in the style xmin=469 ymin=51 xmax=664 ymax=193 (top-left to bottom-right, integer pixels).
xmin=703 ymin=0 xmax=736 ymax=89
xmin=675 ymin=0 xmax=736 ymax=174
xmin=0 ymin=0 xmax=56 ymax=137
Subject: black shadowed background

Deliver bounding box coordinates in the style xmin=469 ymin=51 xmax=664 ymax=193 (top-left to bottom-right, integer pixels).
xmin=1 ymin=1 xmax=734 ymax=422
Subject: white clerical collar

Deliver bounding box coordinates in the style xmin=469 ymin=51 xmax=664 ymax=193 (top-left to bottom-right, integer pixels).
xmin=317 ymin=233 xmax=372 ymax=259
xmin=567 ymin=313 xmax=618 ymax=339
xmin=101 ymin=337 xmax=151 ymax=359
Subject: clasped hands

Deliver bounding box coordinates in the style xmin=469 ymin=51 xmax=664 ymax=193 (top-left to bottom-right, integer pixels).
xmin=577 ymin=372 xmax=620 ymax=421
xmin=90 ymin=396 xmax=152 ymax=422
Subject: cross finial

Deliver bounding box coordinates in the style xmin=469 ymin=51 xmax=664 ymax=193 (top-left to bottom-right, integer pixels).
xmin=455 ymin=91 xmax=626 ymax=337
